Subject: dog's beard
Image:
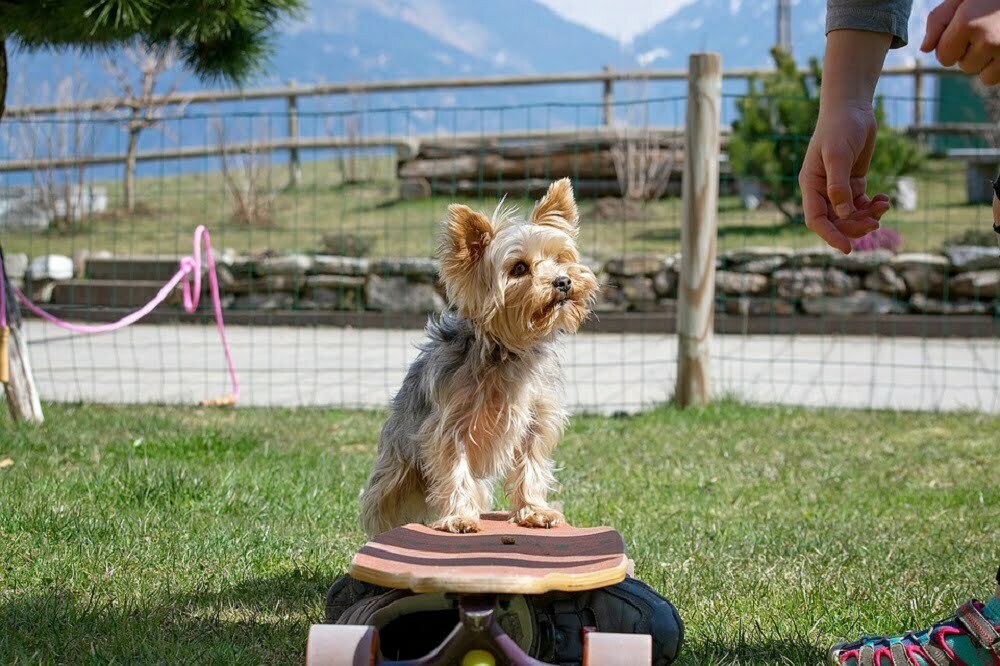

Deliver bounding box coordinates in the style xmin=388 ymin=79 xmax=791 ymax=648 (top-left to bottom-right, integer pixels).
xmin=532 ymin=291 xmax=572 ymax=326
xmin=481 ymin=295 xmax=568 ymax=352
xmin=542 ymin=293 xmax=591 ymax=334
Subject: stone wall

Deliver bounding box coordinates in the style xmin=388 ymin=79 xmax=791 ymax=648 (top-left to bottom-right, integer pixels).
xmin=12 ymin=245 xmax=1000 ymax=318
xmin=597 ymin=246 xmax=999 ymax=316
xmin=598 ymin=246 xmax=1000 ymax=316
xmin=226 ymin=254 xmax=445 ymax=312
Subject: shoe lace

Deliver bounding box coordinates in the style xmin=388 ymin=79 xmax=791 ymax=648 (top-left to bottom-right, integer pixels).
xmin=839 ymin=607 xmax=993 ymax=665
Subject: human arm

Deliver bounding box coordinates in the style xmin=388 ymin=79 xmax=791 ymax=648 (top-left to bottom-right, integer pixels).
xmin=798 ymin=29 xmax=894 ymax=253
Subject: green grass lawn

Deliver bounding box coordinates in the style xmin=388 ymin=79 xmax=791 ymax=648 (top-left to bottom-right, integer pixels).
xmin=3 ymin=157 xmax=993 ymax=262
xmin=2 ymin=401 xmax=997 ymax=664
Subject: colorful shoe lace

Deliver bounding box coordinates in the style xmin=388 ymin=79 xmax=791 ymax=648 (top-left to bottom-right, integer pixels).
xmin=828 ymin=599 xmax=1000 ymax=666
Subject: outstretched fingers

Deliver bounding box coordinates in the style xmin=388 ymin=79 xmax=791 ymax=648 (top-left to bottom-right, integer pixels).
xmin=834 ymin=194 xmax=889 ymax=239
xmin=802 ymin=178 xmax=852 ymax=254
xmin=834 ymin=216 xmax=881 ymax=239
xmin=804 ymin=186 xmax=889 ymax=254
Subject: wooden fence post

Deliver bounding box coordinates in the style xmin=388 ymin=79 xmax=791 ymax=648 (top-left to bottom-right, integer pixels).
xmin=286 ymin=84 xmax=301 ymax=189
xmin=913 ymin=59 xmax=924 ymax=145
xmin=602 ymin=66 xmax=614 ymax=127
xmin=675 ymin=53 xmax=722 ymax=408
xmin=1 ymin=250 xmax=44 ymax=424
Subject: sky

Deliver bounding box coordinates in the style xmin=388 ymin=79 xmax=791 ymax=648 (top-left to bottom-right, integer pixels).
xmin=535 ymin=0 xmax=696 ymax=43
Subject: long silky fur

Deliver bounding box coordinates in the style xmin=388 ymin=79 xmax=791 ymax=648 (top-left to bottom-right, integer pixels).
xmin=359 ymin=179 xmax=598 ymax=535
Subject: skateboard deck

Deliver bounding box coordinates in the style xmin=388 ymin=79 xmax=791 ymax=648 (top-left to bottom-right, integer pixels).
xmin=349 ymin=511 xmax=628 ymax=594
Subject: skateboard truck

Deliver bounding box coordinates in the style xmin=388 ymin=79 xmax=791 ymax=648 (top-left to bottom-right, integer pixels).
xmin=307 ymin=593 xmax=551 ymax=665
xmin=306 ymin=513 xmax=652 ymax=665
xmin=396 ymin=594 xmax=550 ymax=666
xmin=307 ymin=594 xmax=650 ymax=666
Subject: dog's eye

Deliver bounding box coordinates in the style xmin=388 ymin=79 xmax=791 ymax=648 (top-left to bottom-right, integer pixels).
xmin=509 ymin=261 xmax=529 ymax=277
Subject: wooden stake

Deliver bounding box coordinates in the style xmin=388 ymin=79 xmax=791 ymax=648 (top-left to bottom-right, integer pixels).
xmin=0 ymin=326 xmax=8 ymax=384
xmin=676 ymin=53 xmax=722 ymax=408
xmin=1 ymin=245 xmax=44 ymax=424
xmin=2 ymin=323 xmax=44 ymax=423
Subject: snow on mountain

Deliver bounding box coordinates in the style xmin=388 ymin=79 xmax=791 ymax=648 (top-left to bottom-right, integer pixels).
xmin=3 ymin=0 xmax=939 ymax=136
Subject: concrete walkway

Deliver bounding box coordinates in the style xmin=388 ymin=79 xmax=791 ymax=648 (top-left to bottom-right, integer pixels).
xmin=20 ymin=322 xmax=1000 ymax=414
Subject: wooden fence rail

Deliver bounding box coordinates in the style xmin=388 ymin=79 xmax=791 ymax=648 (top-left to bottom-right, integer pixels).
xmin=0 ymin=122 xmax=983 ymax=175
xmin=0 ymin=62 xmax=977 ymax=182
xmin=3 ymin=62 xmax=968 ymax=123
xmin=0 ymin=126 xmax=691 ymax=173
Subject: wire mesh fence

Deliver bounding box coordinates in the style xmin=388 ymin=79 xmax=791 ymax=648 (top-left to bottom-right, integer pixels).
xmin=2 ymin=73 xmax=998 ymax=414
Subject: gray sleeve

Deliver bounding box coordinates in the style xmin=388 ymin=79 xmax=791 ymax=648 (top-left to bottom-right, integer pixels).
xmin=826 ymin=0 xmax=913 ymax=48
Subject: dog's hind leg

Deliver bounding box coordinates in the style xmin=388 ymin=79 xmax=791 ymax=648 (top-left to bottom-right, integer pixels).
xmin=359 ymin=452 xmax=426 ymax=536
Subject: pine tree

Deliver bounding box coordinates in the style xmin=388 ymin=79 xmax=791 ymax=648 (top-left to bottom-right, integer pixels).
xmin=0 ymin=0 xmax=305 ymax=119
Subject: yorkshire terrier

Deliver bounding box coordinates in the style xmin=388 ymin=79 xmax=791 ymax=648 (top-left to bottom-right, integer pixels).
xmin=360 ymin=178 xmax=599 ymax=535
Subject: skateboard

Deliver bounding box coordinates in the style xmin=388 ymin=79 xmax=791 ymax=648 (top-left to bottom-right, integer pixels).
xmin=306 ymin=512 xmax=651 ymax=666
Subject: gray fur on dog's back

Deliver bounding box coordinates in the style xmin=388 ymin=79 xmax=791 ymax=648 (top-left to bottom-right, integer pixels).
xmin=379 ymin=315 xmax=473 ymax=451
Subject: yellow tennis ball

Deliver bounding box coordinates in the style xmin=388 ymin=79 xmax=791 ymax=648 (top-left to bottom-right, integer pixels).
xmin=461 ymin=649 xmax=496 ymax=666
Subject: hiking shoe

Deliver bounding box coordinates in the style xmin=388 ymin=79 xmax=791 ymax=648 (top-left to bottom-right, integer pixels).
xmin=828 ymin=597 xmax=1000 ymax=666
xmin=325 ymin=574 xmax=393 ymax=623
xmin=528 ymin=577 xmax=684 ymax=665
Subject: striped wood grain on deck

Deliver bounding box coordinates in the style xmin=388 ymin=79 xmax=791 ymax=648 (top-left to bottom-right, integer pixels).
xmin=350 ymin=512 xmax=628 ymax=594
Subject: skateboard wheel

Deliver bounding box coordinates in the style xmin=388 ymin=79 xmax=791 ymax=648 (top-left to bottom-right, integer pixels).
xmin=461 ymin=649 xmax=496 ymax=666
xmin=306 ymin=624 xmax=378 ymax=666
xmin=583 ymin=631 xmax=652 ymax=666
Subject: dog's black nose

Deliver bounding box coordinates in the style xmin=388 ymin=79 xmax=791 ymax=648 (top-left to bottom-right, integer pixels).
xmin=552 ymin=276 xmax=572 ymax=293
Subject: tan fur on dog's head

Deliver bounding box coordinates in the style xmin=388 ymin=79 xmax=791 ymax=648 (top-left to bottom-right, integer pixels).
xmin=438 ymin=178 xmax=598 ymax=352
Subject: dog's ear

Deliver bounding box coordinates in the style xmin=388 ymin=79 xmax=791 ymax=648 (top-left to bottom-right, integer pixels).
xmin=530 ymin=178 xmax=578 ymax=237
xmin=440 ymin=204 xmax=495 ymax=274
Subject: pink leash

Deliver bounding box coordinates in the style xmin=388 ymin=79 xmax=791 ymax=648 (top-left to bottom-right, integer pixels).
xmin=0 ymin=225 xmax=240 ymax=405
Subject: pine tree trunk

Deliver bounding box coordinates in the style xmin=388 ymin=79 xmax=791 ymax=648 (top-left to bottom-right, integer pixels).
xmin=0 ymin=38 xmax=45 ymax=424
xmin=124 ymin=127 xmax=140 ymax=213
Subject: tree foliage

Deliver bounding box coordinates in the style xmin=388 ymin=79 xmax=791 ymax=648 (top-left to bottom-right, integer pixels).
xmin=0 ymin=0 xmax=304 ymax=84
xmin=728 ymin=47 xmax=925 ymax=221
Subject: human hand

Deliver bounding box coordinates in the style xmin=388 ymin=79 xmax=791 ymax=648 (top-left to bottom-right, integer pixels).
xmin=923 ymin=0 xmax=1000 ymax=84
xmin=798 ymin=103 xmax=892 ymax=254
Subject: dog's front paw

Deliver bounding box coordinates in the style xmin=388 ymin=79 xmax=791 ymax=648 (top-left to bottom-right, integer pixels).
xmin=513 ymin=505 xmax=564 ymax=529
xmin=432 ymin=514 xmax=481 ymax=534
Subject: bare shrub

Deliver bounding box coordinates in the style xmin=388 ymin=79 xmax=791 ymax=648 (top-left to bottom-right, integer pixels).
xmin=215 ymin=121 xmax=275 ymax=226
xmin=326 ymin=96 xmax=363 ymax=185
xmin=610 ymin=131 xmax=677 ymax=201
xmin=9 ymin=76 xmax=103 ymax=231
xmin=104 ymin=40 xmax=185 ymax=213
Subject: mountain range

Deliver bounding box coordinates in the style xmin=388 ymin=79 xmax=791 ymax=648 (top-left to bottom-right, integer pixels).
xmin=0 ymin=0 xmax=940 ymax=179
xmin=8 ymin=0 xmax=936 ymax=104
